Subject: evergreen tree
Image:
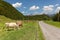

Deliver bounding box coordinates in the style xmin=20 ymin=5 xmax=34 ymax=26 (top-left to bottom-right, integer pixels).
xmin=53 ymin=11 xmax=60 ymax=22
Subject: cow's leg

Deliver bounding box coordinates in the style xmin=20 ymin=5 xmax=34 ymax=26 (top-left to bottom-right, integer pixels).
xmin=6 ymin=26 xmax=9 ymax=31
xmin=14 ymin=26 xmax=18 ymax=30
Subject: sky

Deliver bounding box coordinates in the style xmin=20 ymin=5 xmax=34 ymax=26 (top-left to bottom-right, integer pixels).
xmin=5 ymin=0 xmax=60 ymax=15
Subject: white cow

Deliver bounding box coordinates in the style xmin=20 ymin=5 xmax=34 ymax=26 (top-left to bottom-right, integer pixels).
xmin=5 ymin=22 xmax=19 ymax=30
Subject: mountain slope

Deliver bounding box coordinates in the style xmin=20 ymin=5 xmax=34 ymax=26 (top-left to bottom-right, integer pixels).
xmin=0 ymin=0 xmax=23 ymax=20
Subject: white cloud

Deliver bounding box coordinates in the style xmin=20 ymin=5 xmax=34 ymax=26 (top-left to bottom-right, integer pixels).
xmin=12 ymin=2 xmax=22 ymax=8
xmin=43 ymin=5 xmax=54 ymax=11
xmin=30 ymin=5 xmax=40 ymax=10
xmin=42 ymin=5 xmax=54 ymax=14
xmin=49 ymin=5 xmax=54 ymax=8
xmin=55 ymin=7 xmax=60 ymax=13
xmin=57 ymin=7 xmax=60 ymax=10
xmin=55 ymin=4 xmax=59 ymax=6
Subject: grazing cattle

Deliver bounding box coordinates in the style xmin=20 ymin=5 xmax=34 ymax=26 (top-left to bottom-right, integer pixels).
xmin=5 ymin=22 xmax=19 ymax=30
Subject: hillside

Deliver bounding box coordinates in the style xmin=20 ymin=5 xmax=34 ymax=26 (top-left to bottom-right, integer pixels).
xmin=0 ymin=0 xmax=24 ymax=20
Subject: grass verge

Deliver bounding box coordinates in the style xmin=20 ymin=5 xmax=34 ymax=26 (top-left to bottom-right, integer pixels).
xmin=44 ymin=21 xmax=60 ymax=28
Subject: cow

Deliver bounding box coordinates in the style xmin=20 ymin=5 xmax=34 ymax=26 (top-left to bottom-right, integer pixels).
xmin=5 ymin=22 xmax=19 ymax=30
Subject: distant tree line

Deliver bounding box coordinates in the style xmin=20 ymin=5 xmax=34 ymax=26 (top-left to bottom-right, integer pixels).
xmin=24 ymin=14 xmax=51 ymax=20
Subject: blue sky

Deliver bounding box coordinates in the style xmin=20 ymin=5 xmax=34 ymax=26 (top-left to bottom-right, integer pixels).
xmin=5 ymin=0 xmax=60 ymax=15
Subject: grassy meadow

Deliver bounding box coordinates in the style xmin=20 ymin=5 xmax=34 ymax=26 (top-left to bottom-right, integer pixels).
xmin=0 ymin=15 xmax=44 ymax=40
xmin=45 ymin=21 xmax=60 ymax=28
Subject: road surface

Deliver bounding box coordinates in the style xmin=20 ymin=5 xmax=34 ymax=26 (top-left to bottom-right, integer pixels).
xmin=39 ymin=21 xmax=60 ymax=40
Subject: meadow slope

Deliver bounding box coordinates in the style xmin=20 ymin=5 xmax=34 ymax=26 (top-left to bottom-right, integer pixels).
xmin=0 ymin=15 xmax=44 ymax=40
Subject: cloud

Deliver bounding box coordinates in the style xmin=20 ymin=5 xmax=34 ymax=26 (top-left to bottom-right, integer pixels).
xmin=55 ymin=7 xmax=60 ymax=13
xmin=12 ymin=2 xmax=22 ymax=8
xmin=30 ymin=5 xmax=40 ymax=10
xmin=55 ymin=4 xmax=59 ymax=6
xmin=43 ymin=5 xmax=54 ymax=11
xmin=49 ymin=5 xmax=54 ymax=8
xmin=57 ymin=7 xmax=60 ymax=10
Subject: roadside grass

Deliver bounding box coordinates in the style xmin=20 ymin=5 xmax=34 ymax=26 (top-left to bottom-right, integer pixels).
xmin=37 ymin=22 xmax=45 ymax=40
xmin=0 ymin=16 xmax=45 ymax=40
xmin=44 ymin=21 xmax=60 ymax=28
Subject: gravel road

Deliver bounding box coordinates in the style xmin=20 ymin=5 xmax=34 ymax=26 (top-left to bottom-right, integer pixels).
xmin=39 ymin=21 xmax=60 ymax=40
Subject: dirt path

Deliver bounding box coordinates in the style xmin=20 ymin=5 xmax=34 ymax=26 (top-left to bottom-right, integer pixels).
xmin=39 ymin=21 xmax=60 ymax=40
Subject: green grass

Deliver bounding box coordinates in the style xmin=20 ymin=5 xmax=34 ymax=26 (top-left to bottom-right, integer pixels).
xmin=37 ymin=22 xmax=45 ymax=40
xmin=44 ymin=21 xmax=60 ymax=28
xmin=0 ymin=16 xmax=44 ymax=40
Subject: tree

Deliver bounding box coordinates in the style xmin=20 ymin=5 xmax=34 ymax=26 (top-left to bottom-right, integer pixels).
xmin=58 ymin=11 xmax=60 ymax=21
xmin=53 ymin=11 xmax=60 ymax=22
